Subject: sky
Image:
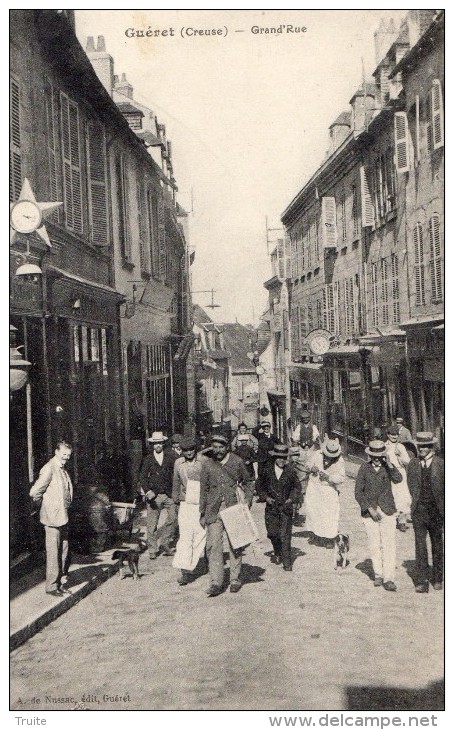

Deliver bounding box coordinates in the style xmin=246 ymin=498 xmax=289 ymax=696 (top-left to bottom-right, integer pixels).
xmin=75 ymin=8 xmax=408 ymax=325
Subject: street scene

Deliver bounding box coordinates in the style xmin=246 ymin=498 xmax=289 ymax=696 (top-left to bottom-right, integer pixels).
xmin=10 ymin=8 xmax=444 ymax=718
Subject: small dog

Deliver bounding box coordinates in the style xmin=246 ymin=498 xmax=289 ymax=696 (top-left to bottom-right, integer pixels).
xmin=112 ymin=540 xmax=147 ymax=580
xmin=334 ymin=533 xmax=350 ymax=570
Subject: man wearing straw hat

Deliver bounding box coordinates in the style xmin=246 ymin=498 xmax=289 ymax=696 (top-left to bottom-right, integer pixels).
xmin=407 ymin=432 xmax=444 ymax=593
xmin=355 ymin=440 xmax=402 ymax=592
xmin=138 ymin=431 xmax=178 ymax=560
xmin=256 ymin=444 xmax=300 ymax=571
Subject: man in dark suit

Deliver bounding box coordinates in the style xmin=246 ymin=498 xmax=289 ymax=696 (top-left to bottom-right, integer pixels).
xmin=253 ymin=420 xmax=281 ymax=479
xmin=138 ymin=431 xmax=177 ymax=559
xmin=407 ymin=432 xmax=444 ymax=593
xmin=256 ymin=444 xmax=300 ymax=571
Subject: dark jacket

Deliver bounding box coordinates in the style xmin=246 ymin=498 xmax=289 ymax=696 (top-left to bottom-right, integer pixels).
xmin=256 ymin=462 xmax=300 ymax=515
xmin=256 ymin=433 xmax=281 ymax=464
xmin=355 ymin=461 xmax=402 ymax=517
xmin=407 ymin=454 xmax=444 ymax=518
xmin=138 ymin=449 xmax=177 ymax=498
xmin=200 ymin=453 xmax=251 ymax=525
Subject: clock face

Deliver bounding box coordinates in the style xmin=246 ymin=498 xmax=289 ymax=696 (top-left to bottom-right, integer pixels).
xmin=10 ymin=200 xmax=42 ymax=234
xmin=309 ymin=334 xmax=330 ymax=355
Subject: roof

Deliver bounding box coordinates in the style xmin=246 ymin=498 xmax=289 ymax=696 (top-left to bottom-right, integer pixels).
xmin=329 ymin=111 xmax=351 ymax=128
xmin=136 ymin=129 xmax=162 ymax=146
xmin=349 ymin=83 xmax=377 ymax=103
xmin=390 ymin=11 xmax=444 ymax=78
xmin=222 ymin=322 xmax=256 ymax=371
xmin=117 ymin=102 xmax=144 ymax=116
xmin=192 ymin=304 xmax=213 ymax=325
xmin=399 ymin=315 xmax=444 ymax=328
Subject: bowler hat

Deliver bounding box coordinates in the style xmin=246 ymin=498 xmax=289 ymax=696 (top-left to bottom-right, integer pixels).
xmin=148 ymin=431 xmax=168 ymax=443
xmin=210 ymin=433 xmax=229 ymax=446
xmin=321 ymin=439 xmax=342 ymax=459
xmin=269 ymin=443 xmax=289 ymax=458
xmin=365 ymin=440 xmax=387 ymax=457
xmin=387 ymin=424 xmax=399 ymax=436
xmin=415 ymin=431 xmax=438 ymax=446
xmin=180 ymin=436 xmax=197 ymax=451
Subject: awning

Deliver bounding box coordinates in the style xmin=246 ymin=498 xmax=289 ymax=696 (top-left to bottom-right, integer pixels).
xmin=400 ymin=315 xmax=444 ymax=328
xmin=174 ymin=333 xmax=195 ymax=361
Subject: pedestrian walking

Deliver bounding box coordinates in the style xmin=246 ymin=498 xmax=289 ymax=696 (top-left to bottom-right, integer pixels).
xmin=29 ymin=441 xmax=73 ymax=597
xmin=385 ymin=424 xmax=412 ymax=530
xmin=199 ymin=433 xmax=253 ymax=596
xmin=172 ymin=437 xmax=207 ymax=586
xmin=407 ymin=432 xmax=444 ymax=593
xmin=254 ymin=420 xmax=281 ymax=479
xmin=231 ymin=423 xmax=258 ymax=506
xmin=304 ymin=438 xmax=345 ymax=548
xmin=138 ymin=431 xmax=177 ymax=559
xmin=256 ymin=444 xmax=300 ymax=571
xmin=169 ymin=433 xmax=183 ymax=458
xmin=291 ymin=410 xmax=321 ymax=452
xmin=355 ymin=440 xmax=402 ymax=592
xmin=396 ymin=416 xmax=414 ymax=445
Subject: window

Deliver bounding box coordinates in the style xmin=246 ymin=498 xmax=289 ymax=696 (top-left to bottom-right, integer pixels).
xmin=431 ymin=80 xmax=444 ymax=150
xmin=371 ymin=262 xmax=379 ymax=327
xmin=352 ymin=184 xmax=359 ymax=236
xmin=10 ymin=77 xmax=22 ymax=202
xmin=86 ymin=121 xmax=108 ymax=246
xmin=394 ymin=112 xmax=410 ymax=173
xmin=340 ymin=189 xmax=347 ymax=242
xmin=381 ymin=259 xmax=389 ymax=325
xmin=425 ymin=94 xmax=433 ymax=154
xmin=413 ymin=223 xmax=425 ymax=306
xmin=291 ymin=306 xmax=299 ymax=359
xmin=391 ymin=253 xmax=400 ymax=324
xmin=306 ymin=222 xmax=312 ymax=270
xmin=137 ymin=181 xmax=150 ymax=272
xmin=360 ymin=166 xmax=374 ymax=228
xmin=321 ymin=197 xmax=338 ymax=248
xmin=147 ymin=190 xmax=159 ymax=276
xmin=115 ymin=154 xmax=130 ymax=260
xmin=323 ymin=283 xmax=339 ymax=334
xmin=60 ymin=93 xmax=83 ymax=233
xmin=344 ymin=277 xmax=356 ymax=336
xmin=429 ymin=214 xmax=442 ymax=302
xmin=314 ymin=210 xmax=320 ymax=261
xmin=45 ymin=81 xmax=62 ymax=222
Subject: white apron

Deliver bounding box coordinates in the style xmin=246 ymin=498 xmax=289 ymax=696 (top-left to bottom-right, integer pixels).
xmin=305 ymin=452 xmax=345 ymax=539
xmin=172 ymin=502 xmax=206 ymax=572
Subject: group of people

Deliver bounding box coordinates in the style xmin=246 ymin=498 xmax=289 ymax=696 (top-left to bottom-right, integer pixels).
xmin=29 ymin=411 xmax=443 ymax=600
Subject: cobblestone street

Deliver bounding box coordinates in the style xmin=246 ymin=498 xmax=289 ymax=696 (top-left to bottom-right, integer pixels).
xmin=10 ymin=469 xmax=443 ymax=712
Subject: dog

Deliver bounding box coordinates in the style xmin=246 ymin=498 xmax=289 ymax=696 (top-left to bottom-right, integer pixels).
xmin=334 ymin=533 xmax=350 ymax=570
xmin=112 ymin=540 xmax=147 ymax=580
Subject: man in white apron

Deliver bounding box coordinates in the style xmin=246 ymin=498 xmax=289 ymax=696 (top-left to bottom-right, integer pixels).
xmin=172 ymin=437 xmax=207 ymax=585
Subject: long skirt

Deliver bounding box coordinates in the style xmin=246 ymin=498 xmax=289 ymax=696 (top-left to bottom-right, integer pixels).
xmin=305 ymin=480 xmax=340 ymax=539
xmin=391 ymin=471 xmax=412 ymax=514
xmin=172 ymin=502 xmax=206 ymax=572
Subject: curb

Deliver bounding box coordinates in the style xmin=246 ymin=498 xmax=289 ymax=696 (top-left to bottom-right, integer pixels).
xmin=10 ymin=561 xmax=119 ymax=652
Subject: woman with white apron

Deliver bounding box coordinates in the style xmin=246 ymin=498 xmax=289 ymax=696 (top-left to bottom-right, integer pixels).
xmin=305 ymin=438 xmax=346 ymax=547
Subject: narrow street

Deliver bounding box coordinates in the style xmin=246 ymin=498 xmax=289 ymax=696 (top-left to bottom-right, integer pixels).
xmin=10 ymin=466 xmax=443 ymax=712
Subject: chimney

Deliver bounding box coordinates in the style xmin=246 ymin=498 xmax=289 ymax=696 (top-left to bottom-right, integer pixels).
xmin=85 ymin=35 xmax=114 ymax=96
xmin=374 ymin=17 xmax=399 ymax=65
xmin=350 ymin=84 xmax=376 ymax=133
xmin=328 ymin=112 xmax=351 ymax=153
xmin=407 ymin=9 xmax=436 ymax=48
xmin=114 ymin=72 xmax=134 ymax=100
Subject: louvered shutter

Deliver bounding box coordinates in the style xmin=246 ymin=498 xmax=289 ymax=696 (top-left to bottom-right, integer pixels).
xmin=431 ymin=80 xmax=444 ymax=150
xmin=277 ymin=238 xmax=285 ymax=279
xmin=137 ymin=181 xmax=149 ymax=270
xmin=415 ymin=94 xmax=420 ymax=165
xmin=45 ymin=82 xmax=62 ymax=222
xmin=334 ymin=281 xmax=340 ymax=334
xmin=87 ymin=121 xmax=108 ymax=246
xmin=61 ymin=93 xmax=83 ymax=233
xmin=10 ymin=78 xmax=22 ymax=202
xmin=429 ymin=215 xmax=442 ymax=301
xmin=380 ymin=67 xmax=390 ymax=105
xmin=425 ymin=95 xmax=433 ymax=153
xmin=381 ymin=259 xmax=389 ymax=325
xmin=321 ymin=197 xmax=338 ymax=248
xmin=413 ymin=224 xmax=425 ymax=306
xmin=394 ymin=112 xmax=410 ymax=173
xmin=158 ymin=196 xmax=167 ymax=281
xmin=371 ymin=263 xmax=379 ymax=327
xmin=360 ymin=166 xmax=374 ymax=227
xmin=391 ymin=253 xmax=400 ymax=323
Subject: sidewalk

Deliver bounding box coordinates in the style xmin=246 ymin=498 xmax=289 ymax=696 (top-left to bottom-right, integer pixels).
xmin=10 ymin=524 xmax=146 ymax=651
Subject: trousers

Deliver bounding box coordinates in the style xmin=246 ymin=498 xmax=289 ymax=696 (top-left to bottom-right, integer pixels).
xmin=265 ymin=509 xmax=293 ymax=569
xmin=44 ymin=524 xmax=70 ymax=592
xmin=412 ymin=506 xmax=444 ymax=584
xmin=146 ymin=494 xmax=177 ymax=555
xmin=362 ymin=508 xmax=396 ymax=583
xmin=206 ymin=517 xmax=242 ymax=587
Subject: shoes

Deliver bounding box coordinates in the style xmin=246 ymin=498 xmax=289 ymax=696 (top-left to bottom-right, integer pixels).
xmin=149 ymin=552 xmax=158 ymax=560
xmin=160 ymin=546 xmax=176 ymax=556
xmin=383 ymin=581 xmax=397 ymax=592
xmin=46 ymin=589 xmax=64 ymax=598
xmin=283 ymin=565 xmax=293 ymax=572
xmin=177 ymin=573 xmax=191 ymax=586
xmin=433 ymin=582 xmax=443 ymax=591
xmin=272 ymin=555 xmax=282 ymax=565
xmin=59 ymin=586 xmax=72 ymax=594
xmin=230 ymin=582 xmax=242 ymax=593
xmin=373 ymin=576 xmax=384 ymax=587
xmin=206 ymin=584 xmax=223 ymax=597
xmin=397 ymin=523 xmax=408 ymax=532
xmin=415 ymin=582 xmax=429 ymax=593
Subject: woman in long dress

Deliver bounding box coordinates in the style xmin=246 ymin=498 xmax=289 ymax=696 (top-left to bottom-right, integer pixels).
xmin=305 ymin=438 xmax=346 ymax=547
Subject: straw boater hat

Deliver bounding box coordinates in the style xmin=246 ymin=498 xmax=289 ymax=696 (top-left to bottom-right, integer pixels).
xmin=415 ymin=431 xmax=438 ymax=446
xmin=269 ymin=443 xmax=289 ymax=458
xmin=365 ymin=440 xmax=387 ymax=457
xmin=261 ymin=420 xmax=271 ymax=427
xmin=148 ymin=431 xmax=168 ymax=443
xmin=321 ymin=439 xmax=342 ymax=459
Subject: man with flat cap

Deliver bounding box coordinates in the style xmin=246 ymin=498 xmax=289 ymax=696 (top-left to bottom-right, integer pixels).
xmin=256 ymin=443 xmax=300 ymax=571
xmin=199 ymin=433 xmax=253 ymax=596
xmin=407 ymin=432 xmax=444 ymax=593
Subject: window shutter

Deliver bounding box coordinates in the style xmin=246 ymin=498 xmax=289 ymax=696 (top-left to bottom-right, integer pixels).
xmin=391 ymin=253 xmax=400 ymax=323
xmin=10 ymin=78 xmax=22 ymax=202
xmin=61 ymin=93 xmax=83 ymax=233
xmin=413 ymin=223 xmax=425 ymax=306
xmin=381 ymin=259 xmax=389 ymax=325
xmin=429 ymin=215 xmax=442 ymax=301
xmin=87 ymin=121 xmax=108 ymax=246
xmin=394 ymin=112 xmax=410 ymax=173
xmin=415 ymin=94 xmax=420 ymax=165
xmin=321 ymin=197 xmax=338 ymax=248
xmin=360 ymin=166 xmax=374 ymax=227
xmin=277 ymin=238 xmax=285 ymax=278
xmin=371 ymin=262 xmax=379 ymax=327
xmin=431 ymin=80 xmax=444 ymax=150
xmin=158 ymin=196 xmax=167 ymax=281
xmin=137 ymin=181 xmax=150 ymax=271
xmin=45 ymin=82 xmax=62 ymax=222
xmin=334 ymin=281 xmax=340 ymax=334
xmin=425 ymin=94 xmax=433 ymax=153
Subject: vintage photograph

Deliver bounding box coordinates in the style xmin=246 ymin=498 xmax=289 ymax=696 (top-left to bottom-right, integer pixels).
xmin=10 ymin=8 xmax=444 ymax=716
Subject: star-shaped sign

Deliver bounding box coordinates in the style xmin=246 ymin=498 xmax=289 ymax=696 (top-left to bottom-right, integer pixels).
xmin=10 ymin=178 xmax=62 ymax=247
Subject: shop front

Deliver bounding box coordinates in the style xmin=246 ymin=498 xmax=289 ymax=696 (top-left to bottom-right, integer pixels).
xmin=289 ymin=363 xmax=325 ymax=436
